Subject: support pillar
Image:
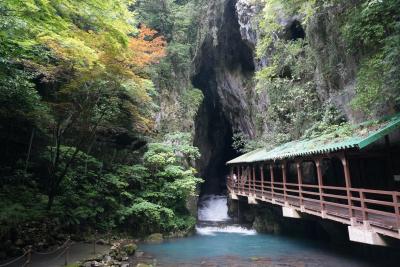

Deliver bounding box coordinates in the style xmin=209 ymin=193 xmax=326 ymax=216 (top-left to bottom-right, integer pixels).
xmin=341 ymin=153 xmax=355 ymax=220
xmin=260 ymin=166 xmax=264 ymax=198
xmin=247 ymin=166 xmax=250 ymax=195
xmin=270 ymin=164 xmax=275 ymax=201
xmin=282 ymin=161 xmax=287 ymax=202
xmin=282 ymin=206 xmax=301 ymax=218
xmin=296 ymin=161 xmax=304 ymax=211
xmin=241 ymin=166 xmax=245 ymax=194
xmin=348 ymin=225 xmax=387 ymax=246
xmin=315 ymin=158 xmax=326 ymax=217
xmin=252 ymin=166 xmax=256 ymax=196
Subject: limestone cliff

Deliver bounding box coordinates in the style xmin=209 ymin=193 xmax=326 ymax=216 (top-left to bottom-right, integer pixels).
xmin=190 ymin=0 xmax=389 ymax=194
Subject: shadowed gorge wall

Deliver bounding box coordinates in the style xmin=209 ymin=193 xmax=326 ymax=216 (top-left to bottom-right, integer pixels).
xmin=193 ymin=0 xmax=255 ymax=195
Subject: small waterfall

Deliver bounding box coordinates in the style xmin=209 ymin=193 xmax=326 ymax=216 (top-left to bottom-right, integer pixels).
xmin=196 ymin=194 xmax=256 ymax=235
xmin=195 ymin=225 xmax=256 ymax=236
xmin=198 ymin=195 xmax=230 ymax=221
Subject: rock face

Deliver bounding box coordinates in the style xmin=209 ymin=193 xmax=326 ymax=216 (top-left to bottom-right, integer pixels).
xmin=235 ymin=0 xmax=261 ymax=48
xmin=306 ymin=4 xmax=360 ymax=122
xmin=191 ymin=0 xmax=379 ymax=195
xmin=192 ymin=0 xmax=256 ymax=194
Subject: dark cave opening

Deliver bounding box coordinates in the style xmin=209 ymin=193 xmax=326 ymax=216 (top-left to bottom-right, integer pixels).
xmin=192 ymin=0 xmax=253 ymax=196
xmin=287 ymin=20 xmax=305 ymax=40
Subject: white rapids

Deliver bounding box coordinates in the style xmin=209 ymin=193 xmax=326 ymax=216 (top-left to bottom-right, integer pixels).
xmin=196 ymin=194 xmax=256 ymax=236
xmin=197 ymin=195 xmax=230 ymax=221
xmin=196 ymin=225 xmax=256 ymax=236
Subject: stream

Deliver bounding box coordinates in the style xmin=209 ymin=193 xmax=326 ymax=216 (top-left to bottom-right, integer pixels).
xmin=139 ymin=195 xmax=390 ymax=267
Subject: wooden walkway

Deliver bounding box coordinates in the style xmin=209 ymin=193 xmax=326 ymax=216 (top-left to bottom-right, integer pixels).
xmin=228 ymin=179 xmax=400 ymax=240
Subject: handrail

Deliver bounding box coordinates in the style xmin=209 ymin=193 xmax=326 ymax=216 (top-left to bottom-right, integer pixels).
xmin=227 ymin=175 xmax=400 ymax=234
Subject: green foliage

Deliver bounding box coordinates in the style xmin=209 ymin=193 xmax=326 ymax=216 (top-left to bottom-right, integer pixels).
xmin=342 ymin=0 xmax=400 ymax=114
xmin=132 ymin=0 xmax=204 ymax=133
xmin=247 ymin=0 xmax=353 ymax=152
xmin=118 ymin=136 xmax=203 ymax=235
xmin=0 ymin=0 xmax=200 ymax=241
xmin=256 ymin=7 xmax=323 ymax=149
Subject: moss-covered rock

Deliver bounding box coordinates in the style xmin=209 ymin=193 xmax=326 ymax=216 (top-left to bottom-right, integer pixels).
xmin=123 ymin=243 xmax=137 ymax=256
xmin=145 ymin=233 xmax=163 ymax=243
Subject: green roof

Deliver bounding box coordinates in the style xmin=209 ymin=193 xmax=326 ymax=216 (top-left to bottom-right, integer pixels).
xmin=227 ymin=114 xmax=400 ymax=164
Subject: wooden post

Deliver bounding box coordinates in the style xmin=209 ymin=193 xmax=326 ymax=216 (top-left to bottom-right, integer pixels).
xmin=296 ymin=161 xmax=303 ymax=207
xmin=270 ymin=164 xmax=275 ymax=200
xmin=360 ymin=191 xmax=368 ymax=222
xmin=235 ymin=166 xmax=239 ymax=191
xmin=393 ymin=193 xmax=400 ymax=232
xmin=241 ymin=166 xmax=245 ymax=194
xmin=315 ymin=158 xmax=325 ymax=214
xmin=246 ymin=166 xmax=252 ymax=195
xmin=282 ymin=161 xmax=287 ymax=202
xmin=260 ymin=165 xmax=264 ymax=197
xmin=252 ymin=166 xmax=256 ymax=195
xmin=341 ymin=153 xmax=354 ymax=219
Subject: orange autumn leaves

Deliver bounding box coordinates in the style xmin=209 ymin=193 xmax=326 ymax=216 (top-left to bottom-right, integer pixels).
xmin=130 ymin=25 xmax=166 ymax=67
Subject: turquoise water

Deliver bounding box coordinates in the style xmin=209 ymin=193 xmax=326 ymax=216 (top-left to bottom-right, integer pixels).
xmin=139 ymin=228 xmax=374 ymax=267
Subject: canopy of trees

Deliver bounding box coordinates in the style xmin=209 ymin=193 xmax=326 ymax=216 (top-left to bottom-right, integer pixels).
xmin=0 ymin=0 xmax=203 ymax=254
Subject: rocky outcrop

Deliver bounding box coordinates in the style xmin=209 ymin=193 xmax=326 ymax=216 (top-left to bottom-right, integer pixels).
xmin=235 ymin=0 xmax=261 ymax=47
xmin=306 ymin=4 xmax=360 ymax=122
xmin=190 ymin=0 xmax=384 ymax=195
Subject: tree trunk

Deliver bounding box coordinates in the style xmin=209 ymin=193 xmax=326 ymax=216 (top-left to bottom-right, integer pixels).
xmin=47 ymin=192 xmax=55 ymax=211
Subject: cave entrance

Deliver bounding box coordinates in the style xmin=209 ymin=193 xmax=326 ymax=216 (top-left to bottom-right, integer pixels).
xmin=192 ymin=65 xmax=240 ymax=196
xmin=194 ymin=103 xmax=239 ymax=195
xmin=192 ymin=0 xmax=252 ymax=196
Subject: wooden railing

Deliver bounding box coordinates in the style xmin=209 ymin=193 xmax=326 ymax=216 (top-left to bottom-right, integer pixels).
xmin=227 ymin=176 xmax=400 ymax=239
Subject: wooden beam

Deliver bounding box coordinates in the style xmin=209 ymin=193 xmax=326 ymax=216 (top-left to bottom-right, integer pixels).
xmin=252 ymin=166 xmax=256 ymax=195
xmin=260 ymin=165 xmax=264 ymax=196
xmin=241 ymin=166 xmax=245 ymax=194
xmin=282 ymin=161 xmax=287 ymax=202
xmin=340 ymin=153 xmax=354 ymax=219
xmin=270 ymin=164 xmax=275 ymax=200
xmin=315 ymin=158 xmax=325 ymax=214
xmin=296 ymin=161 xmax=303 ymax=207
xmin=248 ymin=166 xmax=251 ymax=195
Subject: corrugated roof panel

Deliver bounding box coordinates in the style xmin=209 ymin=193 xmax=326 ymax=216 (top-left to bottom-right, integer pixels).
xmin=227 ymin=114 xmax=400 ymax=164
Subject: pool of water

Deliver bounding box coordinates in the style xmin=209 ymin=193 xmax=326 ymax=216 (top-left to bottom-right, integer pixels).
xmin=139 ymin=195 xmax=399 ymax=266
xmin=139 ymin=226 xmax=375 ymax=267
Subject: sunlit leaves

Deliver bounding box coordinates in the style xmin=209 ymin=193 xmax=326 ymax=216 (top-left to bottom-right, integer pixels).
xmin=129 ymin=25 xmax=167 ymax=67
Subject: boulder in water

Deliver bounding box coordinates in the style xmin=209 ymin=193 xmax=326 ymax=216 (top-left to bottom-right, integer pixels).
xmin=145 ymin=233 xmax=163 ymax=243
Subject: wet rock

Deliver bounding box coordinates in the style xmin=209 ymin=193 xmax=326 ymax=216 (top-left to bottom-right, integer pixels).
xmin=103 ymin=255 xmax=112 ymax=263
xmin=145 ymin=233 xmax=163 ymax=243
xmin=123 ymin=243 xmax=137 ymax=255
xmin=91 ymin=261 xmax=103 ymax=267
xmin=134 ymin=251 xmax=144 ymax=258
xmin=84 ymin=254 xmax=104 ymax=262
